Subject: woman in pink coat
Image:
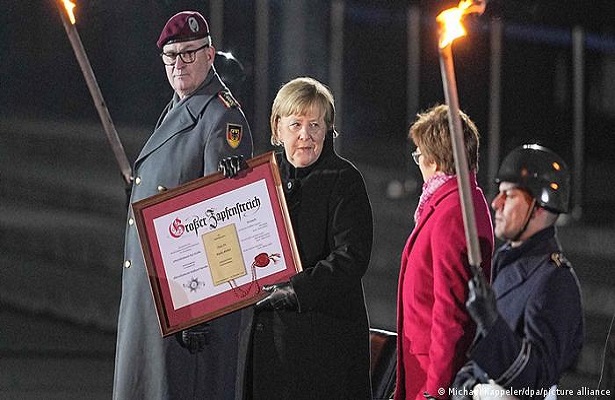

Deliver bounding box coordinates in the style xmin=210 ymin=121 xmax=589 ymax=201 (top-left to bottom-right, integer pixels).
xmin=395 ymin=104 xmax=494 ymax=400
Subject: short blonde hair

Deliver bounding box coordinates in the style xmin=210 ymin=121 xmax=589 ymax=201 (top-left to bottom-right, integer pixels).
xmin=409 ymin=104 xmax=480 ymax=174
xmin=270 ymin=77 xmax=336 ymax=146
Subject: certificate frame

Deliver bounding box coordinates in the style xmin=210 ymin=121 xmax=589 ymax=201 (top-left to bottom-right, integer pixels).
xmin=132 ymin=151 xmax=302 ymax=337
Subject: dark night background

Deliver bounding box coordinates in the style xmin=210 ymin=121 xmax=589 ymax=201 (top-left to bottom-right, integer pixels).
xmin=3 ymin=0 xmax=615 ymax=173
xmin=1 ymin=1 xmax=614 ymax=398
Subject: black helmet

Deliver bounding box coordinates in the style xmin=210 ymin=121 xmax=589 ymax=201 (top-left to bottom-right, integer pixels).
xmin=496 ymin=144 xmax=570 ymax=214
xmin=214 ymin=51 xmax=246 ymax=95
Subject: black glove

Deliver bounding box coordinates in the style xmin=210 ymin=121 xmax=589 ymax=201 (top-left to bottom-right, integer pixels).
xmin=255 ymin=282 xmax=299 ymax=311
xmin=218 ymin=155 xmax=247 ymax=178
xmin=175 ymin=323 xmax=210 ymax=354
xmin=451 ymin=363 xmax=478 ymax=400
xmin=466 ymin=268 xmax=499 ymax=336
xmin=451 ymin=361 xmax=490 ymax=400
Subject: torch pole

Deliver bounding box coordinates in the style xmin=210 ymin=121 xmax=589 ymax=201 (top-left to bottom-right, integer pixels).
xmin=438 ymin=44 xmax=482 ymax=269
xmin=54 ymin=1 xmax=133 ymax=186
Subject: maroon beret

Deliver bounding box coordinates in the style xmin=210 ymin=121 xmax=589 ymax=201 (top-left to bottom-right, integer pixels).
xmin=157 ymin=11 xmax=210 ymax=49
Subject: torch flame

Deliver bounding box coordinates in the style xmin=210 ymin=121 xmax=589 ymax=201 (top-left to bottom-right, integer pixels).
xmin=62 ymin=0 xmax=77 ymax=24
xmin=437 ymin=0 xmax=486 ymax=48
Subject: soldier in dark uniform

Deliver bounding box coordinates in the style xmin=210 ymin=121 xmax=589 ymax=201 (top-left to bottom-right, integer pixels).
xmin=452 ymin=144 xmax=584 ymax=400
xmin=113 ymin=11 xmax=253 ymax=400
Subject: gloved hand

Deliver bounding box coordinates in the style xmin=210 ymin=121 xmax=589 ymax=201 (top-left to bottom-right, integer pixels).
xmin=451 ymin=362 xmax=480 ymax=400
xmin=473 ymin=380 xmax=518 ymax=400
xmin=218 ymin=155 xmax=247 ymax=178
xmin=255 ymin=282 xmax=299 ymax=311
xmin=466 ymin=268 xmax=499 ymax=336
xmin=175 ymin=323 xmax=210 ymax=354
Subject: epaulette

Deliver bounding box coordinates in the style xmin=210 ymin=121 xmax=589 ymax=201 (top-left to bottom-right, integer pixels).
xmin=218 ymin=89 xmax=240 ymax=108
xmin=550 ymin=252 xmax=572 ymax=268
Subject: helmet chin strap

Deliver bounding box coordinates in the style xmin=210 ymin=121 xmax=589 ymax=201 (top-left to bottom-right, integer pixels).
xmin=510 ymin=198 xmax=537 ymax=243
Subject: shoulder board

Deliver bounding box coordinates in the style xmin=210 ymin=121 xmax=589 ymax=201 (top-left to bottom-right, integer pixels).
xmin=218 ymin=90 xmax=240 ymax=108
xmin=550 ymin=252 xmax=572 ymax=268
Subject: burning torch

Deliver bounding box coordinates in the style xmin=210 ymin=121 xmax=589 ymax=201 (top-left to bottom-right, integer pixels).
xmin=437 ymin=0 xmax=486 ymax=272
xmin=53 ymin=0 xmax=133 ymax=186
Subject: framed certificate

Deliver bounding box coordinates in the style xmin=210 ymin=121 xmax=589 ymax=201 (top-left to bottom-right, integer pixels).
xmin=132 ymin=151 xmax=302 ymax=337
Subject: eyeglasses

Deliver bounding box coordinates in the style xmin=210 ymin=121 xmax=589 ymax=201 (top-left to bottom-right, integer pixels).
xmin=161 ymin=44 xmax=209 ymax=66
xmin=411 ymin=150 xmax=422 ymax=165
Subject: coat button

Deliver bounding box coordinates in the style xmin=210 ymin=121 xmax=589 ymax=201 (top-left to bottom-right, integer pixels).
xmin=135 ymin=177 xmax=142 ymax=185
xmin=157 ymin=185 xmax=167 ymax=192
xmin=124 ymin=260 xmax=132 ymax=268
xmin=255 ymin=323 xmax=264 ymax=332
xmin=287 ymin=181 xmax=293 ymax=190
xmin=128 ymin=218 xmax=134 ymax=226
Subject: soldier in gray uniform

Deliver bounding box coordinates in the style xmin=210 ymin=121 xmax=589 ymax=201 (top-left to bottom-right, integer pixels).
xmin=112 ymin=11 xmax=253 ymax=400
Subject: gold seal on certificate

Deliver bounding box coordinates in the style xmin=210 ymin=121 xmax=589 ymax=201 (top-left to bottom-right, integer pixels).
xmin=202 ymin=224 xmax=247 ymax=286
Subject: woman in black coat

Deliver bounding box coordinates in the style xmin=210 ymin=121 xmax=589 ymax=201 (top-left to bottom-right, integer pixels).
xmin=247 ymin=77 xmax=373 ymax=399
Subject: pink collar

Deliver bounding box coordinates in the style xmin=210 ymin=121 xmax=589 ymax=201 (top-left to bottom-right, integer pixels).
xmin=414 ymin=173 xmax=455 ymax=224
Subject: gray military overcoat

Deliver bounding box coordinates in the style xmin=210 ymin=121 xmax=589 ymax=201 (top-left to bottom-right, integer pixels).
xmin=113 ymin=69 xmax=253 ymax=400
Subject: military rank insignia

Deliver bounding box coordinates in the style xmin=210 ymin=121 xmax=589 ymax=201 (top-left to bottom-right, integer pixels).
xmin=226 ymin=123 xmax=243 ymax=149
xmin=218 ymin=90 xmax=239 ymax=108
xmin=550 ymin=252 xmax=571 ymax=268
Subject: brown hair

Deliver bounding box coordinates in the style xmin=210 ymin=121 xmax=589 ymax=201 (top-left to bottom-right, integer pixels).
xmin=409 ymin=104 xmax=480 ymax=174
xmin=270 ymin=77 xmax=336 ymax=146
